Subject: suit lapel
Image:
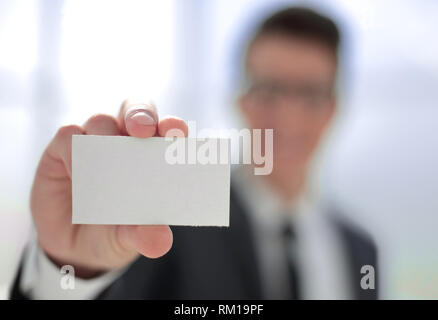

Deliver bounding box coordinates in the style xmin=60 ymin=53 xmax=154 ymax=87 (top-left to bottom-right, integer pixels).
xmin=225 ymin=185 xmax=264 ymax=299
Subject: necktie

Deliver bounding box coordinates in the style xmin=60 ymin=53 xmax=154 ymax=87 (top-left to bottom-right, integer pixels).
xmin=282 ymin=222 xmax=301 ymax=299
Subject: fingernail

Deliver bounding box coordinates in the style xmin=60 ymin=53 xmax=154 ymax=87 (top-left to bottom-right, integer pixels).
xmin=131 ymin=111 xmax=155 ymax=126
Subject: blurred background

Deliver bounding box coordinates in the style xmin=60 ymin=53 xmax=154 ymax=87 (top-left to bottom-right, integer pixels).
xmin=1 ymin=0 xmax=437 ymax=299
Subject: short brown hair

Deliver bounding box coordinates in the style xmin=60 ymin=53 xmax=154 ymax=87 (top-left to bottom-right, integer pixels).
xmin=252 ymin=7 xmax=340 ymax=57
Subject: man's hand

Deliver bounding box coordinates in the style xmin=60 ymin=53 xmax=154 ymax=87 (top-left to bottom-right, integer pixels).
xmin=30 ymin=99 xmax=188 ymax=278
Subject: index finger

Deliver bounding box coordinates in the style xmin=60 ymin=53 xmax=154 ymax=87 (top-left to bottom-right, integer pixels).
xmin=117 ymin=99 xmax=159 ymax=138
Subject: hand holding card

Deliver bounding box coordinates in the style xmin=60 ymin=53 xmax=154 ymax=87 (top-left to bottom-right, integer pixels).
xmin=29 ymin=99 xmax=196 ymax=278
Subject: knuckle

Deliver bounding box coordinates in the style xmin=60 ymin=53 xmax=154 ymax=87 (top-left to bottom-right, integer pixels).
xmin=159 ymin=117 xmax=188 ymax=135
xmin=56 ymin=124 xmax=83 ymax=139
xmin=86 ymin=113 xmax=117 ymax=128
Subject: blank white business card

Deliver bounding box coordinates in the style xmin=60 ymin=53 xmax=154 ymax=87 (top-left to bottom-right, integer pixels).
xmin=72 ymin=135 xmax=230 ymax=226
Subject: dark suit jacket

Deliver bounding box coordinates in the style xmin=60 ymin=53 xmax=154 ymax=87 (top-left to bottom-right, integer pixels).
xmin=11 ymin=185 xmax=378 ymax=300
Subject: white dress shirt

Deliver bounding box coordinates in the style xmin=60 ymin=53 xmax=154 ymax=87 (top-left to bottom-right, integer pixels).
xmin=20 ymin=228 xmax=124 ymax=300
xmin=19 ymin=166 xmax=353 ymax=299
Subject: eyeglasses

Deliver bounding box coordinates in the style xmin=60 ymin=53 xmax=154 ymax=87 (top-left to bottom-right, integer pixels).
xmin=245 ymin=79 xmax=334 ymax=109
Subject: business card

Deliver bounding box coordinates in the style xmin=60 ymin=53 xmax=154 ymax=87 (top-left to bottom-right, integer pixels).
xmin=72 ymin=135 xmax=230 ymax=226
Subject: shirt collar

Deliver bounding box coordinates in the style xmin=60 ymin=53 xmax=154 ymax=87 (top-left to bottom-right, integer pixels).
xmin=231 ymin=165 xmax=316 ymax=234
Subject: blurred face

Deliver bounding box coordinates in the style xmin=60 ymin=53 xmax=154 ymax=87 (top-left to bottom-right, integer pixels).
xmin=239 ymin=34 xmax=337 ymax=180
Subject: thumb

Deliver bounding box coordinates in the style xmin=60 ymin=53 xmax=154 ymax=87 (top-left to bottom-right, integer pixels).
xmin=117 ymin=225 xmax=173 ymax=259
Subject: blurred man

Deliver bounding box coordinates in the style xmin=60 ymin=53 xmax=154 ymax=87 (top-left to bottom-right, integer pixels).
xmin=11 ymin=7 xmax=377 ymax=299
